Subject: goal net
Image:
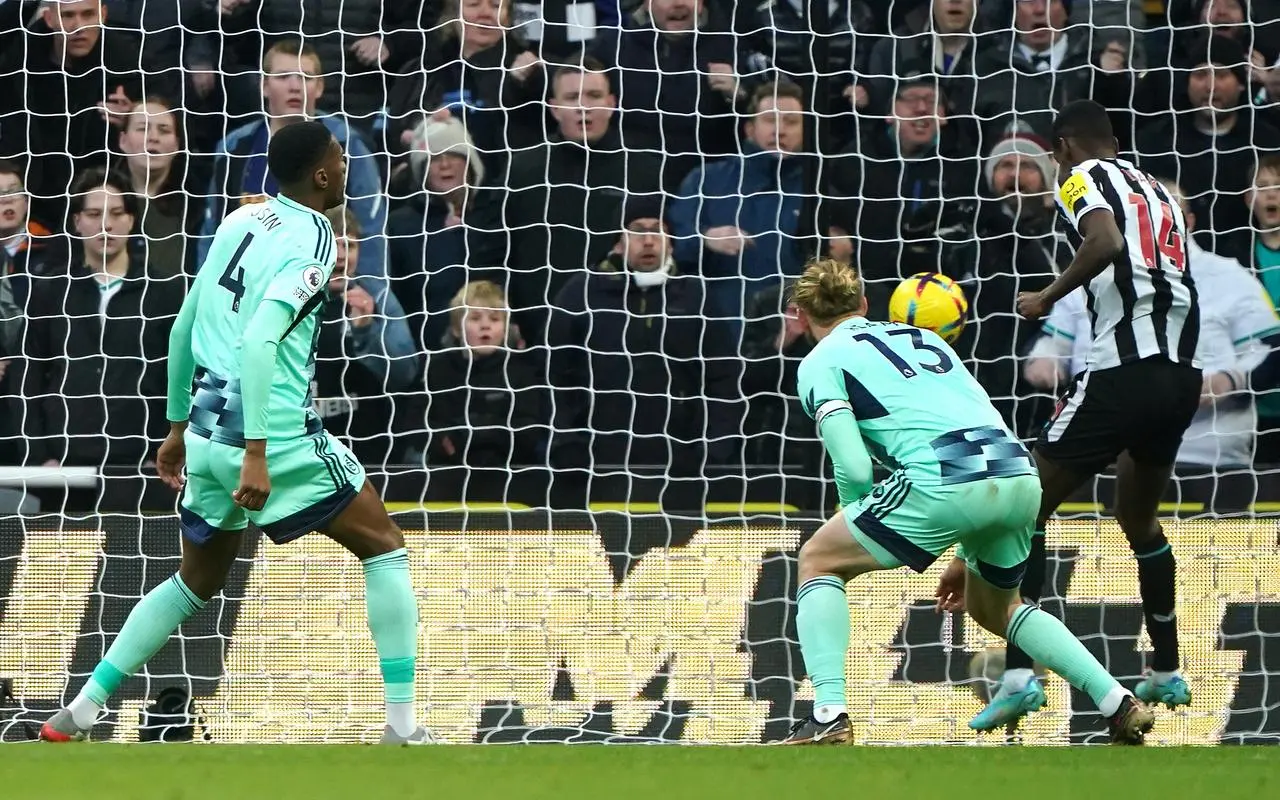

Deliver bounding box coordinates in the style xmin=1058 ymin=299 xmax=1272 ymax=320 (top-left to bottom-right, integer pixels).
xmin=1 ymin=0 xmax=1279 ymax=745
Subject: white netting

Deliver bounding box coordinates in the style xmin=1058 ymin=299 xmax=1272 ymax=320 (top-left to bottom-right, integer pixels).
xmin=1 ymin=0 xmax=1279 ymax=744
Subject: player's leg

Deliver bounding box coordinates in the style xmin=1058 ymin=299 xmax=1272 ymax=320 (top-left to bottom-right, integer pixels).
xmin=320 ymin=480 xmax=432 ymax=743
xmin=957 ymin=474 xmax=1152 ymax=743
xmin=783 ymin=473 xmax=951 ymax=745
xmin=971 ymin=449 xmax=1092 ymax=729
xmin=42 ymin=439 xmax=246 ymax=742
xmin=251 ymin=431 xmax=430 ymax=743
xmin=963 ymin=567 xmax=1154 ymax=745
xmin=974 ymin=372 xmax=1116 ymax=729
xmin=1119 ymin=362 xmax=1200 ymax=709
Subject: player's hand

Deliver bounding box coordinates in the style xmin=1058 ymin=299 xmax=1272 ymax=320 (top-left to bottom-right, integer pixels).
xmin=1016 ymin=291 xmax=1052 ymax=320
xmin=934 ymin=557 xmax=967 ymax=613
xmin=234 ymin=452 xmax=271 ymax=511
xmin=156 ymin=432 xmax=187 ymax=490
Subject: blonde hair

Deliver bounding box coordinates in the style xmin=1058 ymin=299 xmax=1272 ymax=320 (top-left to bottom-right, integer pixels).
xmin=449 ymin=280 xmax=507 ymax=329
xmin=790 ymin=258 xmax=864 ymax=326
xmin=438 ymin=0 xmax=511 ymax=42
xmin=324 ymin=206 xmax=361 ymax=239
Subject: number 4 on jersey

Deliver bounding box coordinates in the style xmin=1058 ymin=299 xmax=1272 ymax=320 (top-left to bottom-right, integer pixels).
xmin=1128 ymin=193 xmax=1185 ymax=272
xmin=218 ymin=232 xmax=254 ymax=312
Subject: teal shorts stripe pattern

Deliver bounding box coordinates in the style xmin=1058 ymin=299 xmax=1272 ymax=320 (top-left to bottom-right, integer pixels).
xmin=843 ymin=472 xmax=1041 ymax=586
xmin=179 ymin=428 xmax=366 ymax=545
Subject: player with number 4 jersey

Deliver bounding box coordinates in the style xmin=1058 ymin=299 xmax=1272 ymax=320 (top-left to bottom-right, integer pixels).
xmin=778 ymin=258 xmax=1153 ymax=747
xmin=40 ymin=122 xmax=436 ymax=746
xmin=971 ymin=100 xmax=1202 ymax=733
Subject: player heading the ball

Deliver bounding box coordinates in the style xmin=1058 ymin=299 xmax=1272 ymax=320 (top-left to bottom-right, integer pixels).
xmin=41 ymin=121 xmax=437 ymax=745
xmin=778 ymin=257 xmax=1154 ymax=745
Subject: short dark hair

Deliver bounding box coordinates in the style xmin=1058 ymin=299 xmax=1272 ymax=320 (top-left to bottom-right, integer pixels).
xmin=549 ymin=55 xmax=611 ymax=96
xmin=0 ymin=159 xmax=21 ymax=185
xmin=70 ymin=167 xmax=137 ymax=217
xmin=748 ymin=81 xmax=806 ymax=115
xmin=267 ymin=121 xmax=334 ymax=186
xmin=1051 ymin=99 xmax=1114 ymax=145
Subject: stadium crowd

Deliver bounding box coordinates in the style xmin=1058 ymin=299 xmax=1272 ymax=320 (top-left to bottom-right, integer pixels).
xmin=2 ymin=0 xmax=1280 ymax=492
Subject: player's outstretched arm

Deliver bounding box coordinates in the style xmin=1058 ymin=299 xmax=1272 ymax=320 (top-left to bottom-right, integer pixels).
xmin=814 ymin=404 xmax=873 ymax=508
xmin=235 ymin=299 xmax=296 ymax=511
xmin=158 ymin=280 xmax=202 ymax=489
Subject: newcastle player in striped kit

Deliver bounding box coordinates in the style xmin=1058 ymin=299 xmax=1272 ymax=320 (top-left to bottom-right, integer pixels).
xmin=969 ymin=100 xmax=1201 ymax=732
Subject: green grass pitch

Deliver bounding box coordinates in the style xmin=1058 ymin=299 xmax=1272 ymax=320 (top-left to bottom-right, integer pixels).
xmin=4 ymin=746 xmax=1275 ymax=800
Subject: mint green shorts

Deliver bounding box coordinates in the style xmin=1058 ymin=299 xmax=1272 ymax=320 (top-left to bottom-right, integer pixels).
xmin=178 ymin=429 xmax=365 ymax=545
xmin=843 ymin=472 xmax=1041 ymax=589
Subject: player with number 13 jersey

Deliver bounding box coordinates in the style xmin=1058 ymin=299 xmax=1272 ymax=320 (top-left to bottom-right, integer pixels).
xmin=972 ymin=100 xmax=1203 ymax=733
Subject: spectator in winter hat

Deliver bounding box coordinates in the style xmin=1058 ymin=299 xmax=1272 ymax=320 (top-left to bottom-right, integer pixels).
xmin=962 ymin=131 xmax=1066 ymax=437
xmin=388 ymin=116 xmax=494 ymax=353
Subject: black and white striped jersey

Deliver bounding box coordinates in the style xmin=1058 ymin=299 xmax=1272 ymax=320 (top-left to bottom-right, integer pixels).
xmin=1055 ymin=157 xmax=1200 ymax=371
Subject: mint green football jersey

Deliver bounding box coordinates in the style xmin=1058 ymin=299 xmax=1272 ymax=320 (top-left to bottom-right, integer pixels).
xmin=187 ymin=195 xmax=336 ymax=445
xmin=798 ymin=316 xmax=1036 ymax=486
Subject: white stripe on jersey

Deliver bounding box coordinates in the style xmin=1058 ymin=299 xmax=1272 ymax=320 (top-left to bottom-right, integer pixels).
xmin=1055 ymin=157 xmax=1200 ymax=371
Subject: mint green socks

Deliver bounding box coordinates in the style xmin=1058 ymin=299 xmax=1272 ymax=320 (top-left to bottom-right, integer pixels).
xmin=1007 ymin=604 xmax=1128 ymax=716
xmin=69 ymin=574 xmax=205 ymax=728
xmin=362 ymin=548 xmax=419 ymax=735
xmin=796 ymin=576 xmax=850 ymax=721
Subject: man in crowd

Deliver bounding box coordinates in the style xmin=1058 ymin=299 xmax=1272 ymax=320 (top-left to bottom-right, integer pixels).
xmin=197 ymin=39 xmax=386 ymax=279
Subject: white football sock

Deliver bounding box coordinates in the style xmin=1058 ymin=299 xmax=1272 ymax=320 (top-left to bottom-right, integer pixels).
xmin=1149 ymin=669 xmax=1178 ymax=684
xmin=814 ymin=704 xmax=847 ymax=723
xmin=1098 ymin=686 xmax=1130 ymax=717
xmin=387 ymin=702 xmax=416 ymax=737
xmin=68 ymin=692 xmax=104 ymax=729
xmin=1002 ymin=668 xmax=1035 ymax=693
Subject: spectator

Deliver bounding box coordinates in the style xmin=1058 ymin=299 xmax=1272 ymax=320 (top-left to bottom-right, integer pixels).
xmin=197 ymin=39 xmax=387 ymax=281
xmin=978 ymin=0 xmax=1148 ymax=68
xmin=115 ymin=98 xmax=204 ymax=277
xmin=212 ymin=0 xmax=431 ymax=128
xmin=1025 ymin=178 xmax=1280 ymax=472
xmin=314 ymin=207 xmax=419 ymax=467
xmin=734 ymin=0 xmax=871 ymax=118
xmin=1136 ymin=34 xmax=1280 ymax=256
xmin=1241 ymin=154 xmax=1280 ymax=459
xmin=421 ymin=280 xmax=548 ymax=468
xmin=547 ymin=193 xmax=740 ymax=473
xmin=99 ymin=0 xmax=203 ymax=103
xmin=960 ymin=132 xmax=1063 ymax=436
xmin=865 ymin=0 xmax=985 ymax=126
xmin=0 ymin=159 xmax=67 ymax=465
xmin=972 ymin=0 xmax=1129 ymax=142
xmin=21 ymin=168 xmax=184 ymax=468
xmin=0 ymin=0 xmax=144 ymax=226
xmin=511 ymin=0 xmax=620 ymax=61
xmin=670 ymin=80 xmax=810 ymax=326
xmin=386 ymin=0 xmax=545 ymax=183
xmin=388 ymin=117 xmax=490 ymax=352
xmin=588 ymin=0 xmax=761 ymax=189
xmin=739 ymin=282 xmax=817 ymax=469
xmin=467 ymin=56 xmax=662 ymax=344
xmin=826 ymin=72 xmax=978 ymax=320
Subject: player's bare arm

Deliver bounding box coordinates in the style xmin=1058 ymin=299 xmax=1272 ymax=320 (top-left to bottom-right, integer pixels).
xmin=1018 ymin=209 xmax=1124 ymax=320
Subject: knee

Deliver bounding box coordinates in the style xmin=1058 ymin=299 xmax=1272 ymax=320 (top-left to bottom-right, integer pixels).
xmin=177 ymin=567 xmax=227 ymax=603
xmin=1117 ymin=513 xmax=1161 ymax=546
xmin=362 ymin=523 xmax=406 ymax=559
xmin=798 ymin=537 xmax=842 ymax=583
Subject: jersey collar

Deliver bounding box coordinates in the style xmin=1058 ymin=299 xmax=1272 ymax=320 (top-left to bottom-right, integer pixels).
xmin=273 ymin=193 xmax=327 ymax=223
